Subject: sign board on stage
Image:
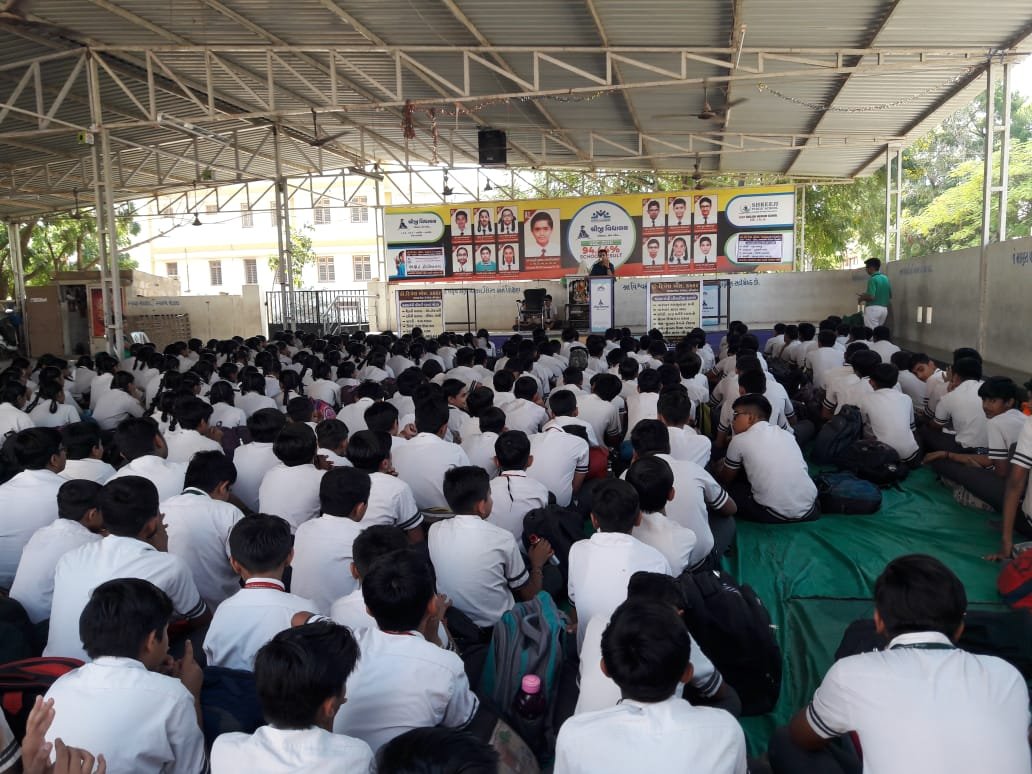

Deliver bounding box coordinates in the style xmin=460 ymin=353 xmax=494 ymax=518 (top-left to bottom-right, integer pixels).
xmin=647 ymin=280 xmax=702 ymax=337
xmin=386 ymin=185 xmax=795 ymax=283
xmin=588 ymin=277 xmax=614 ymax=333
xmin=396 ymin=288 xmax=444 ymax=335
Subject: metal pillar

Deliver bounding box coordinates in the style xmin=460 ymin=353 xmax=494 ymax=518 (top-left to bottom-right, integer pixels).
xmin=6 ymin=221 xmax=26 ymax=353
xmin=90 ymin=144 xmax=112 ymax=354
xmin=883 ymin=145 xmax=902 ymax=263
xmin=272 ymin=125 xmax=296 ymax=330
xmin=796 ymin=185 xmax=807 ymax=270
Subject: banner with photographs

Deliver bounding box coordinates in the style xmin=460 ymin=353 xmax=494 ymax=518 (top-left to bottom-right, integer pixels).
xmin=385 ymin=184 xmax=794 ymax=282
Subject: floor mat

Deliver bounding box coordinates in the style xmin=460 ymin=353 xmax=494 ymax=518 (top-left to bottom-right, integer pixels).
xmin=724 ymin=466 xmax=1006 ymax=755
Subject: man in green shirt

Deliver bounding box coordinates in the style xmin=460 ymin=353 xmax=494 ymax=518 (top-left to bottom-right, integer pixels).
xmin=858 ymin=257 xmax=891 ymax=329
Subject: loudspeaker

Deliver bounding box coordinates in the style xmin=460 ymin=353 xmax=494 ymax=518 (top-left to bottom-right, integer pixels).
xmin=478 ymin=130 xmax=507 ymax=167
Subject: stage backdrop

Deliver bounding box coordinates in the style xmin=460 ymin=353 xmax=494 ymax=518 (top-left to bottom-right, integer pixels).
xmin=385 ymin=185 xmax=795 ymax=282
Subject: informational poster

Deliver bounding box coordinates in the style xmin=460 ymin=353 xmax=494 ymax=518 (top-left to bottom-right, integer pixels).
xmin=588 ymin=277 xmax=614 ymax=334
xmin=396 ymin=288 xmax=445 ymax=335
xmin=386 ymin=184 xmax=794 ymax=282
xmin=647 ymin=280 xmax=702 ymax=337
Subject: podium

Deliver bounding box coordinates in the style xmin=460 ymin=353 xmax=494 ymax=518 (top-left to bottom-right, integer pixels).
xmin=588 ymin=276 xmax=614 ymax=333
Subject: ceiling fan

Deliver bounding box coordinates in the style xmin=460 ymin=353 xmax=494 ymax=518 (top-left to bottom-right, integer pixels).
xmin=654 ymin=84 xmax=747 ymax=121
xmin=307 ymin=109 xmax=354 ymax=147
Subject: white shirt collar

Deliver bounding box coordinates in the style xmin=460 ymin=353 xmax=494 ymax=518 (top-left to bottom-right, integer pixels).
xmin=887 ymin=631 xmax=953 ymax=649
xmin=92 ymin=656 xmax=148 ymax=670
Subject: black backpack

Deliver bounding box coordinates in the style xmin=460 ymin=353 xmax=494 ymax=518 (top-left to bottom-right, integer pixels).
xmin=676 ymin=568 xmax=782 ymax=716
xmin=815 ymin=471 xmax=883 ymax=515
xmin=522 ymin=505 xmax=585 ymax=584
xmin=811 ymin=405 xmax=863 ymax=465
xmin=837 ymin=439 xmax=909 ymax=487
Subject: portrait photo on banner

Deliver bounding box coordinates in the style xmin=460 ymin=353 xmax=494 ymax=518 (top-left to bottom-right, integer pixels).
xmin=523 ymin=208 xmax=561 ymax=258
xmin=496 ymin=205 xmax=519 ymax=235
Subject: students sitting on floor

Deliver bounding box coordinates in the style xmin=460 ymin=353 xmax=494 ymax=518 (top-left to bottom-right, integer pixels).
xmin=329 ymin=525 xmax=408 ymax=633
xmin=332 ymin=549 xmax=479 ymax=753
xmin=555 ymin=599 xmax=747 ymax=774
xmin=488 ymin=430 xmax=550 ymax=541
xmin=989 ymin=412 xmax=1032 ymax=561
xmin=657 ymin=388 xmax=711 ymax=467
xmin=891 ymin=350 xmax=927 ymax=414
xmin=770 ymin=554 xmax=1031 ymax=774
xmin=821 ymin=343 xmax=869 ymax=420
xmin=211 ymin=621 xmax=373 ymax=772
xmin=43 ymin=579 xmax=208 ymax=773
xmin=625 ymin=456 xmax=698 ymax=574
xmin=715 ymin=367 xmax=793 ymax=450
xmin=108 ymin=416 xmax=187 ymax=502
xmin=345 ymin=430 xmax=423 ymax=537
xmin=461 ymin=405 xmax=505 ymax=478
xmin=501 ymin=375 xmax=548 ymax=435
xmin=804 ymin=329 xmax=844 ymax=392
xmin=58 ymin=421 xmax=116 ymax=483
xmin=924 ymin=356 xmax=989 ymax=455
xmin=315 ymin=418 xmax=350 ymax=468
xmin=257 ymin=423 xmax=327 ymax=532
xmin=164 ymin=396 xmax=223 ymax=463
xmin=625 ymin=367 xmax=661 ymax=441
xmin=544 ymin=389 xmax=600 ymax=447
xmin=908 ymin=351 xmax=949 ymax=421
xmin=859 ymin=363 xmax=920 ymax=465
xmin=428 ymin=466 xmax=552 ymax=628
xmin=717 ymin=395 xmax=819 ymax=524
xmin=391 ymin=396 xmax=470 ymax=511
xmin=204 ymin=513 xmax=319 ymax=671
xmin=527 ymin=417 xmax=590 ymax=507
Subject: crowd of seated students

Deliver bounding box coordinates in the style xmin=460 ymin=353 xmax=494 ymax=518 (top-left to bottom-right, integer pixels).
xmin=0 ymin=321 xmax=1028 ymax=773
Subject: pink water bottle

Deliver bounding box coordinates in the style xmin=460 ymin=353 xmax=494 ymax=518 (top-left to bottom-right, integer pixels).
xmin=513 ymin=674 xmax=546 ymax=721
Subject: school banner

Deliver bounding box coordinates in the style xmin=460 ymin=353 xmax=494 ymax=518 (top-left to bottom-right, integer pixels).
xmin=588 ymin=277 xmax=615 ymax=334
xmin=647 ymin=280 xmax=702 ymax=336
xmin=385 ymin=184 xmax=794 ymax=282
xmin=396 ymin=288 xmax=445 ymax=335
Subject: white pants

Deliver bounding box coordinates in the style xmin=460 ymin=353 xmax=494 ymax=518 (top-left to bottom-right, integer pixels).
xmin=863 ymin=304 xmax=888 ymax=329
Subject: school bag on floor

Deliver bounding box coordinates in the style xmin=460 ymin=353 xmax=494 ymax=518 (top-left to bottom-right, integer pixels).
xmin=522 ymin=506 xmax=584 ymax=586
xmin=0 ymin=657 xmax=83 ymax=739
xmin=676 ymin=568 xmax=782 ymax=716
xmin=815 ymin=471 xmax=882 ymax=515
xmin=837 ymin=439 xmax=909 ymax=487
xmin=811 ymin=405 xmax=862 ymax=465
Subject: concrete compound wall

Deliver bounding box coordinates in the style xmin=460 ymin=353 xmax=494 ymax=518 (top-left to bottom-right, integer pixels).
xmin=123 ymin=284 xmax=265 ymax=344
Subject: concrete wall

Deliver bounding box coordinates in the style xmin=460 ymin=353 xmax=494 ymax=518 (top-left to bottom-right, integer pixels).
xmin=123 ymin=284 xmax=264 ymax=343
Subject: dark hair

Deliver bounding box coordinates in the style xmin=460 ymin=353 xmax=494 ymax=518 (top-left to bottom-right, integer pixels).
xmin=738 ymin=368 xmax=766 ymax=395
xmin=9 ymin=427 xmax=62 ymax=469
xmin=601 ymin=600 xmax=691 ymax=702
xmin=548 ymin=389 xmax=577 ymax=418
xmin=657 ymin=390 xmax=691 ymax=426
xmin=273 ymin=423 xmax=317 ymax=467
xmin=26 ymin=379 xmax=62 ymax=415
xmin=345 ymin=430 xmax=391 ymax=472
xmin=112 ymin=417 xmax=160 ymax=461
xmin=592 ymin=373 xmax=623 ymax=402
xmin=286 ymin=396 xmax=315 ymax=424
xmin=377 ymin=728 xmax=499 ymax=774
xmin=442 ymin=466 xmax=490 ymax=513
xmin=492 ymin=370 xmax=515 ymax=393
xmin=111 ymin=371 xmax=135 ymax=393
xmin=865 ymin=258 xmax=882 ymax=270
xmin=477 ymin=406 xmax=505 ymax=435
xmin=255 ymin=621 xmax=360 ymax=729
xmin=591 ymin=479 xmax=640 ymax=533
xmin=184 ymin=450 xmax=237 ymax=492
xmin=817 ymin=329 xmax=837 ymax=348
xmin=626 ymin=456 xmax=674 ymax=513
xmin=415 ymin=396 xmax=450 ymax=435
xmin=99 ymin=476 xmax=159 ymax=537
xmin=952 ymin=357 xmax=982 ymax=382
xmin=248 ymin=408 xmax=286 ymax=443
xmin=513 ymin=376 xmax=538 ymax=401
xmin=173 ymin=396 xmax=213 ymax=431
xmin=364 ymin=402 xmax=400 ymax=434
xmin=362 ymin=549 xmax=435 ymax=631
xmin=80 ymin=579 xmax=173 ymax=660
xmin=229 ymin=513 xmax=294 ymax=572
xmin=57 ymin=479 xmax=102 ymax=521
xmin=629 ymin=419 xmax=670 ymax=456
xmin=320 ymin=467 xmax=371 ymax=518
xmin=353 ymin=525 xmax=409 ymax=577
xmin=979 ymin=376 xmax=1018 ymax=403
xmin=494 ymin=430 xmax=530 ymax=470
xmin=529 ymin=210 xmax=553 ymax=229
xmin=952 ymin=347 xmax=982 ymax=365
xmin=627 ymin=571 xmax=686 ymax=611
xmin=316 ymin=418 xmax=349 ymax=451
xmin=240 ymin=371 xmax=267 ymax=396
xmin=209 ymin=381 xmax=236 ymax=407
xmin=850 ymin=350 xmax=882 ymax=378
xmin=731 ymin=393 xmax=771 ymax=422
xmin=870 ymin=363 xmax=899 ymax=390
xmin=874 ymin=554 xmax=966 ymax=638
xmin=636 ymin=368 xmax=661 ymax=394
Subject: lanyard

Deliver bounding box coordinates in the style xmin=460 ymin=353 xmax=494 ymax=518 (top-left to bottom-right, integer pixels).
xmin=244 ymin=580 xmax=284 ymax=592
xmin=889 ymin=642 xmax=954 ymax=651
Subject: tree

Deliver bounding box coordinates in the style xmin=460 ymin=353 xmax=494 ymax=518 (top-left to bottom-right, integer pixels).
xmin=269 ymin=225 xmax=316 ymax=288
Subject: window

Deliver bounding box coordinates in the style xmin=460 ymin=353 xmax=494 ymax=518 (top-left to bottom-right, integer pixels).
xmin=350 ymin=195 xmax=369 ymax=223
xmin=317 ymin=255 xmax=336 ymax=283
xmin=244 ymin=258 xmax=258 ymax=285
xmin=205 ymin=204 xmax=218 ymax=215
xmin=353 ymin=254 xmax=372 ymax=282
xmin=269 ymin=208 xmax=278 ymax=227
xmin=240 ymin=204 xmax=253 ymax=228
xmin=314 ymin=197 xmax=332 ymax=225
xmin=165 ymin=262 xmax=178 ymax=278
xmin=209 ymin=260 xmax=223 ymax=286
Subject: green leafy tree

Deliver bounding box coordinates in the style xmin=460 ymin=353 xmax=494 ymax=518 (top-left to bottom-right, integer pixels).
xmin=269 ymin=225 xmax=316 ymax=288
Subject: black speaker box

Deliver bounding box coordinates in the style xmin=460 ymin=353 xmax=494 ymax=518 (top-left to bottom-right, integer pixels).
xmin=478 ymin=129 xmax=507 ymax=167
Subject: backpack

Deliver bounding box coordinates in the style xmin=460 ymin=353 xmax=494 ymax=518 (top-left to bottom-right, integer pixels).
xmin=811 ymin=405 xmax=863 ymax=465
xmin=837 ymin=439 xmax=909 ymax=487
xmin=998 ymin=551 xmax=1032 ymax=610
xmin=522 ymin=506 xmax=585 ymax=587
xmin=0 ymin=657 xmax=83 ymax=739
xmin=200 ymin=666 xmax=264 ymax=747
xmin=676 ymin=568 xmax=782 ymax=716
xmin=815 ymin=471 xmax=883 ymax=515
xmin=767 ymin=359 xmax=801 ymax=396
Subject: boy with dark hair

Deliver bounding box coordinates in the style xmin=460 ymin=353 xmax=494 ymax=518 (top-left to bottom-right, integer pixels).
xmin=527 ymin=415 xmax=590 ymax=507
xmin=203 ymin=513 xmax=320 ymax=670
xmin=544 ymin=388 xmax=600 ymax=447
xmin=773 ymin=555 xmax=1029 ymax=774
xmin=333 ymin=550 xmax=479 ymax=753
xmin=165 ymin=395 xmax=223 ymax=463
xmin=764 ymin=322 xmax=787 ymax=358
xmin=825 ymin=349 xmax=882 ymax=417
xmin=258 ymin=423 xmax=326 ymax=531
xmin=891 ymin=350 xmax=926 ymax=413
xmin=556 ymin=600 xmax=747 ymax=773
xmin=108 ymin=416 xmax=186 ymax=501
xmin=291 ymin=467 xmax=372 ymax=613
xmin=576 ymin=372 xmax=624 ymax=449
xmin=804 ymin=329 xmax=844 ymax=392
xmin=858 ymin=363 xmax=920 ymax=465
xmin=657 ymin=388 xmax=711 ymax=467
xmin=625 ymin=456 xmax=697 ymax=574
xmin=502 ymin=375 xmax=548 ymax=435
xmin=391 ymin=397 xmax=470 ymax=511
xmin=491 ymin=369 xmax=516 ymax=408
xmin=461 ymin=404 xmax=505 ymax=478
xmin=232 ymin=408 xmax=286 ymax=511
xmin=488 ymin=430 xmax=549 ymax=540
xmin=717 ymin=395 xmax=819 ymax=524
xmin=568 ymin=479 xmax=671 ymax=652
xmin=329 ymin=525 xmax=409 ymax=633
xmin=59 ymin=421 xmax=116 ymax=483
xmin=212 ymin=622 xmax=372 ymax=770
xmin=908 ymin=352 xmax=948 ymax=420
xmin=868 ymin=325 xmax=899 ymax=362
xmin=315 ymin=418 xmax=350 ymax=468
xmin=377 ymin=728 xmax=498 ymax=774
xmin=625 ymin=367 xmax=662 ymax=441
xmin=162 ymin=450 xmax=244 ymax=610
xmin=429 ymin=466 xmax=552 ymax=627
xmin=925 ymin=357 xmax=988 ymax=454
xmin=44 ymin=579 xmax=207 ymax=773
xmin=10 ymin=479 xmax=104 ymax=624
xmin=46 ymin=476 xmax=209 ymax=660
xmin=345 ymin=430 xmax=423 ymax=537
xmin=337 ymin=380 xmax=384 ymax=434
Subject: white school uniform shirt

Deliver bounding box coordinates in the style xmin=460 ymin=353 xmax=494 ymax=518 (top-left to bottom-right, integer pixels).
xmin=780 ymin=340 xmax=804 ymax=366
xmin=462 ymin=430 xmax=501 ymax=478
xmin=43 ymin=657 xmax=207 ymax=774
xmin=109 ymin=454 xmax=186 ymax=502
xmin=555 ymin=694 xmax=747 ymax=774
xmin=307 ymin=378 xmax=341 ymax=407
xmin=290 ymin=515 xmax=364 ymax=614
xmin=805 ymin=631 xmax=1031 ymax=774
xmin=212 ymin=725 xmax=373 ymax=774
xmin=724 ymin=421 xmax=818 ymax=519
xmin=822 ymin=366 xmax=860 ymax=413
xmin=27 ymin=401 xmax=79 ymax=428
xmin=164 ymin=427 xmax=223 ymax=464
xmin=0 ymin=468 xmax=64 ymax=588
xmin=231 ymin=441 xmax=279 ymax=511
xmin=631 ymin=511 xmax=697 ymax=574
xmin=860 ymin=388 xmax=919 ymax=461
xmin=987 ymin=409 xmax=1027 ymax=462
xmin=1010 ymin=418 xmax=1032 ymax=523
xmin=258 ymin=463 xmax=326 ymax=532
xmin=204 ymin=579 xmax=318 ymax=670
xmin=625 ymin=391 xmax=660 ymax=440
xmin=764 ymin=334 xmax=785 ymax=357
xmin=363 ymin=471 xmax=423 ymax=531
xmin=318 ymin=447 xmax=351 ymax=468
xmin=9 ymin=519 xmax=100 ymax=624
xmin=527 ymin=427 xmax=590 ymax=507
xmin=575 ymin=393 xmax=622 ymax=446
xmin=488 ymin=470 xmax=550 ymax=541
xmin=46 ymin=536 xmax=206 ymax=661
xmin=330 ymin=587 xmax=375 ymax=632
xmin=428 ymin=514 xmax=529 ymax=627
xmin=869 ymin=339 xmax=901 ymax=362
xmin=59 ymin=457 xmax=116 ymax=484
xmin=333 ymin=627 xmax=479 ymax=753
xmin=388 ymin=393 xmax=415 ymax=420
xmin=543 ymin=416 xmax=600 ymax=447
xmin=502 ymin=397 xmax=548 ymax=436
xmin=492 ymin=389 xmax=515 ymax=408
xmin=210 ymin=401 xmax=247 ymax=429
xmin=575 ymin=613 xmax=723 ymax=716
xmin=805 ymin=346 xmax=845 ymax=390
xmin=337 ymin=397 xmax=375 ymax=434
xmin=568 ymin=532 xmax=671 ymax=652
xmin=935 ymin=379 xmax=989 ymax=450
xmin=69 ymin=366 xmax=95 ymax=397
xmin=92 ymin=388 xmax=144 ymax=431
xmin=88 ymin=372 xmax=113 ymax=410
xmin=923 ymin=369 xmax=950 ymax=417
xmin=162 ymin=488 xmax=244 ymax=611
xmin=667 ymin=425 xmax=712 ymax=468
xmin=237 ymin=391 xmax=277 ymax=418
xmin=898 ymin=368 xmax=928 ymax=413
xmin=716 ymin=383 xmax=792 ymax=436
xmin=0 ymin=401 xmax=33 ymax=439
xmin=391 ymin=433 xmax=470 ymax=511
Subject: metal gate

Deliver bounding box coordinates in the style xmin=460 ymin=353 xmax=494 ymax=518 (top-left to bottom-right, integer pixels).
xmin=266 ymin=290 xmax=373 ymax=338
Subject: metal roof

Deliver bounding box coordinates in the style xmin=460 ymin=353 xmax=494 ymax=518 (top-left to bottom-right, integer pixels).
xmin=0 ymin=0 xmax=1028 ymax=218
